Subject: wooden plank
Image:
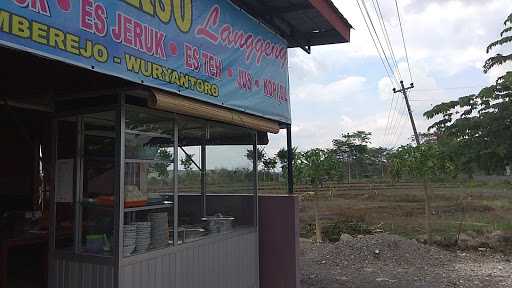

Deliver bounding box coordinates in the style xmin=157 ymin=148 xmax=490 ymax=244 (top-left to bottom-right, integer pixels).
xmin=151 ymin=91 xmax=281 ymax=134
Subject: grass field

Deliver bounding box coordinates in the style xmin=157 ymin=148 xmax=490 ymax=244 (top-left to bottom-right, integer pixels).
xmin=293 ymin=182 xmax=512 ymax=245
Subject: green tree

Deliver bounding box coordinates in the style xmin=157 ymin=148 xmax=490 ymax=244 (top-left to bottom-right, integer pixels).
xmin=180 ymin=153 xmax=195 ymax=172
xmin=390 ymin=144 xmax=457 ymax=181
xmin=262 ymin=156 xmax=278 ymax=182
xmin=276 ymin=147 xmax=297 ymax=175
xmin=333 ymin=131 xmax=372 ymax=182
xmin=276 ymin=147 xmax=303 ymax=184
xmin=246 ymin=147 xmax=266 ymax=166
xmin=154 ymin=149 xmax=174 ymax=178
xmin=424 ymin=13 xmax=512 ymax=176
xmin=367 ymin=146 xmax=391 ymax=178
xmin=389 ymin=143 xmax=457 ymax=244
xmin=483 ymin=13 xmax=512 ymax=73
xmin=298 ymin=148 xmax=343 ymax=242
xmin=301 ymin=149 xmax=334 ymax=186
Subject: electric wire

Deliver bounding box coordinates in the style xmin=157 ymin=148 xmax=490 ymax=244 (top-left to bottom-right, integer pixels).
xmin=386 ymin=96 xmax=404 ymax=147
xmin=358 ymin=0 xmax=403 ymax=147
xmin=356 ymin=0 xmax=399 ymax=87
xmin=356 ymin=0 xmax=410 ymax=148
xmin=394 ymin=0 xmax=413 ymax=83
xmin=387 ymin=94 xmax=405 ymax=147
xmin=372 ymin=0 xmax=403 ymax=81
xmin=388 ymin=88 xmax=415 ymax=148
xmin=356 ymin=0 xmax=402 ymax=148
xmin=383 ymin=93 xmax=398 ymax=147
xmin=360 ymin=0 xmax=401 ymax=86
xmin=390 ymin=97 xmax=409 ymax=148
xmin=384 ymin=93 xmax=400 ymax=147
xmin=388 ymin=0 xmax=416 ymax=148
xmin=413 ymin=85 xmax=482 ymax=92
xmin=370 ymin=0 xmax=406 ymax=148
xmin=322 ymin=84 xmax=481 ymax=94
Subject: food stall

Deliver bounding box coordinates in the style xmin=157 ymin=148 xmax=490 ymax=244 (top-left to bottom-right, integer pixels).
xmin=0 ymin=1 xmax=351 ymax=288
xmin=50 ymin=89 xmax=264 ymax=288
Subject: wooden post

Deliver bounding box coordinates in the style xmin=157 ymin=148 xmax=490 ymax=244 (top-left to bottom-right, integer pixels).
xmin=422 ymin=180 xmax=433 ymax=244
xmin=314 ymin=191 xmax=321 ymax=243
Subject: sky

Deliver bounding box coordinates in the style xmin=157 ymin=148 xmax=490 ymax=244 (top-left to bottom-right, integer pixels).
xmin=266 ymin=0 xmax=512 ymax=156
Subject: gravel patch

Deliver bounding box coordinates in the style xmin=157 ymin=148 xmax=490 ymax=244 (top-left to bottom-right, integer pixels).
xmin=301 ymin=234 xmax=512 ymax=288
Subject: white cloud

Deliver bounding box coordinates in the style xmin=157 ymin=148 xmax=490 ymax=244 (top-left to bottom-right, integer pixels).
xmin=390 ymin=0 xmax=511 ymax=76
xmin=287 ymin=0 xmax=512 ymax=87
xmin=278 ymin=0 xmax=512 ymax=152
xmin=286 ymin=110 xmax=406 ymax=150
xmin=293 ymin=76 xmax=367 ymax=102
xmin=378 ymin=77 xmax=394 ymax=100
xmin=328 ymin=0 xmax=511 ymax=76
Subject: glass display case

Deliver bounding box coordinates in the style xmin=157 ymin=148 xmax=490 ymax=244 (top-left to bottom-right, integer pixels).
xmin=204 ymin=122 xmax=256 ymax=231
xmin=52 ymin=96 xmax=257 ymax=260
xmin=176 ymin=116 xmax=257 ymax=244
xmin=80 ymin=112 xmax=116 ymax=256
xmin=54 ymin=110 xmax=117 ymax=257
xmin=177 ymin=116 xmax=208 ymax=244
xmin=54 ymin=118 xmax=77 ymax=251
xmin=123 ymin=106 xmax=175 ymax=256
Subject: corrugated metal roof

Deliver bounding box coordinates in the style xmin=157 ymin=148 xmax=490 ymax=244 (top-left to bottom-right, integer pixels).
xmin=230 ymin=0 xmax=352 ymax=52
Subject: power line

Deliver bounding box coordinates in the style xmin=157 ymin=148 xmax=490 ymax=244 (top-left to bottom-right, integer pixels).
xmin=389 ymin=96 xmax=407 ymax=148
xmin=382 ymin=91 xmax=403 ymax=148
xmin=370 ymin=0 xmax=407 ymax=148
xmin=358 ymin=0 xmax=403 ymax=148
xmin=404 ymin=85 xmax=483 ymax=104
xmin=385 ymin=1 xmax=417 ymax=149
xmin=356 ymin=0 xmax=401 ymax=148
xmin=383 ymin=93 xmax=396 ymax=146
xmin=356 ymin=0 xmax=408 ymax=148
xmin=413 ymin=85 xmax=482 ymax=92
xmin=394 ymin=0 xmax=413 ymax=83
xmin=368 ymin=0 xmax=408 ymax=149
xmin=360 ymin=0 xmax=401 ymax=85
xmin=372 ymin=0 xmax=403 ymax=81
xmin=384 ymin=91 xmax=403 ymax=147
xmin=386 ymin=92 xmax=408 ymax=148
xmin=384 ymin=85 xmax=406 ymax=148
xmin=391 ymin=100 xmax=408 ymax=148
xmin=385 ymin=104 xmax=400 ymax=147
xmin=384 ymin=82 xmax=407 ymax=148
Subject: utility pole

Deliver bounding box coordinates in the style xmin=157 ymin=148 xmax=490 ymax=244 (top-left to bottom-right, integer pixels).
xmin=393 ymin=80 xmax=433 ymax=245
xmin=393 ymin=81 xmax=420 ymax=145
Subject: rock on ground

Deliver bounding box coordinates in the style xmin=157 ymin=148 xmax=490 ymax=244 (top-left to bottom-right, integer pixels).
xmin=300 ymin=234 xmax=512 ymax=288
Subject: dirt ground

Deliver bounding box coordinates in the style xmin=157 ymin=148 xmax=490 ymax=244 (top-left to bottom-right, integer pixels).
xmin=298 ymin=184 xmax=512 ymax=243
xmin=300 ymin=234 xmax=512 ymax=288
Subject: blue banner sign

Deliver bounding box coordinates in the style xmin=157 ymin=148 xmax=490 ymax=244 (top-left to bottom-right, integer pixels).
xmin=0 ymin=0 xmax=291 ymax=123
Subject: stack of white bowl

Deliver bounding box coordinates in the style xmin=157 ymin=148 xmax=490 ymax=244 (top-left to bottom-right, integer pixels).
xmin=135 ymin=222 xmax=152 ymax=253
xmin=123 ymin=224 xmax=137 ymax=256
xmin=149 ymin=212 xmax=169 ymax=249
